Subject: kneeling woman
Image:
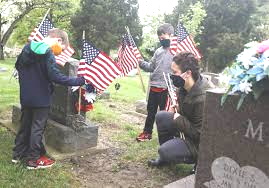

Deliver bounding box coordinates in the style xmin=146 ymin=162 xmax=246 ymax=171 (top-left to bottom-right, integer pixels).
xmin=148 ymin=52 xmax=210 ymax=173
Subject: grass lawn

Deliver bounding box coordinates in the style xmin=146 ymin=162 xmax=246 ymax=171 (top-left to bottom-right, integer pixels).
xmin=0 ymin=127 xmax=79 ymax=188
xmin=0 ymin=58 xmax=19 ymax=112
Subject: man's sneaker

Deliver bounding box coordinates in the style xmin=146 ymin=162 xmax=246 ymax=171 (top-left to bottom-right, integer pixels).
xmin=27 ymin=157 xmax=55 ymax=170
xmin=136 ymin=132 xmax=152 ymax=142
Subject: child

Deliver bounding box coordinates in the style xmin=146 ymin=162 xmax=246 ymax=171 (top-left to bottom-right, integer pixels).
xmin=13 ymin=28 xmax=85 ymax=169
xmin=136 ymin=23 xmax=174 ymax=141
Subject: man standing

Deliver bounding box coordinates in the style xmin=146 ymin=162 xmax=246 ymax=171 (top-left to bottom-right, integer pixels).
xmin=136 ymin=23 xmax=174 ymax=142
xmin=13 ymin=28 xmax=85 ymax=169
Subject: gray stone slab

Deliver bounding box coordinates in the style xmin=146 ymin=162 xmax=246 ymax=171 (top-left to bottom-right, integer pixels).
xmin=12 ymin=105 xmax=98 ymax=153
xmin=135 ymin=100 xmax=147 ymax=115
xmin=0 ymin=67 xmax=7 ymax=72
xmin=45 ymin=119 xmax=98 ymax=153
xmin=164 ymin=175 xmax=195 ymax=188
xmin=99 ymin=91 xmax=110 ymax=99
xmin=195 ymin=86 xmax=269 ymax=188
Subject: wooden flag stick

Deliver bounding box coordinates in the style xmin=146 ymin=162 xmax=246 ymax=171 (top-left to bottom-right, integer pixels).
xmin=125 ymin=26 xmax=146 ymax=93
xmin=78 ymin=30 xmax=86 ymax=115
xmin=37 ymin=8 xmax=51 ymax=30
xmin=137 ymin=65 xmax=146 ymax=93
xmin=78 ymin=87 xmax=82 ymax=115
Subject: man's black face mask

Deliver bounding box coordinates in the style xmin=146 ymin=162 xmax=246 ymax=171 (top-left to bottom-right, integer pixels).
xmin=160 ymin=39 xmax=170 ymax=48
xmin=170 ymin=74 xmax=185 ymax=88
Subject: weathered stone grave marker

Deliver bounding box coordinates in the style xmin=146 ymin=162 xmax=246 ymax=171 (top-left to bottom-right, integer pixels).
xmin=195 ymin=88 xmax=269 ymax=188
xmin=12 ymin=59 xmax=98 ymax=153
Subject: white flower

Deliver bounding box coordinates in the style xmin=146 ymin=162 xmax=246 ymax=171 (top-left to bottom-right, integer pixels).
xmin=71 ymin=86 xmax=80 ymax=92
xmin=239 ymin=81 xmax=252 ymax=94
xmin=217 ymin=73 xmax=232 ymax=87
xmin=237 ymin=48 xmax=257 ymax=69
xmin=84 ymin=92 xmax=96 ymax=103
xmin=264 ymin=59 xmax=269 ymax=71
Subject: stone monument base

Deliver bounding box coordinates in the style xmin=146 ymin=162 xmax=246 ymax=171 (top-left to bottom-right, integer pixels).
xmin=135 ymin=100 xmax=147 ymax=115
xmin=11 ymin=105 xmax=98 ymax=153
xmin=164 ymin=175 xmax=195 ymax=188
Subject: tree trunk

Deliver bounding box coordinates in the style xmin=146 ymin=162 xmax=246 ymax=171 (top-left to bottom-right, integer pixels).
xmin=0 ymin=13 xmax=3 ymax=60
xmin=0 ymin=44 xmax=4 ymax=60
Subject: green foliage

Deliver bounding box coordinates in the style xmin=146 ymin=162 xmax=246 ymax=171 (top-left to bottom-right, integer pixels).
xmin=164 ymin=1 xmax=206 ymax=38
xmin=206 ymin=33 xmax=245 ymax=72
xmin=200 ymin=0 xmax=257 ymax=72
xmin=0 ymin=59 xmax=19 ymax=110
xmin=71 ymin=0 xmax=142 ymax=54
xmin=249 ymin=1 xmax=269 ymax=41
xmin=0 ymin=127 xmax=79 ymax=188
xmin=164 ymin=0 xmax=200 ymax=27
xmin=10 ymin=0 xmax=79 ymax=46
xmin=139 ymin=14 xmax=164 ymax=60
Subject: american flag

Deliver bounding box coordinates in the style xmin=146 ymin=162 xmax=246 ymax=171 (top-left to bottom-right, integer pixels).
xmin=165 ymin=90 xmax=178 ymax=111
xmin=170 ymin=22 xmax=202 ymax=59
xmin=117 ymin=33 xmax=142 ymax=76
xmin=28 ymin=16 xmax=74 ymax=66
xmin=78 ymin=40 xmax=122 ymax=91
xmin=163 ymin=72 xmax=178 ymax=111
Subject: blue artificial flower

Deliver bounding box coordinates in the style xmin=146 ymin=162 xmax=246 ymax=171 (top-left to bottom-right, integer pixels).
xmin=246 ymin=66 xmax=264 ymax=75
xmin=86 ymin=84 xmax=96 ymax=93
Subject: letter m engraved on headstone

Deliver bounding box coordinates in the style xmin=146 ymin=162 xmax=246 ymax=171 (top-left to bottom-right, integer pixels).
xmin=245 ymin=119 xmax=264 ymax=142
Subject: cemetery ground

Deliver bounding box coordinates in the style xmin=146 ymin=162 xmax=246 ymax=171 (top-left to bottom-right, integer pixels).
xmin=0 ymin=59 xmax=192 ymax=188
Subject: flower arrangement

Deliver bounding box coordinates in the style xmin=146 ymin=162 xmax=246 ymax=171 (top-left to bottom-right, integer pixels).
xmin=72 ymin=84 xmax=97 ymax=112
xmin=221 ymin=39 xmax=269 ymax=110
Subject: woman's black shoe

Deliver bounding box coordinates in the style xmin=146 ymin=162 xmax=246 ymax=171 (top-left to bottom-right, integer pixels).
xmin=148 ymin=157 xmax=167 ymax=167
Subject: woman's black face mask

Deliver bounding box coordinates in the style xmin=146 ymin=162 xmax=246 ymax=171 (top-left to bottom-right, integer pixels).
xmin=170 ymin=74 xmax=185 ymax=88
xmin=160 ymin=39 xmax=170 ymax=48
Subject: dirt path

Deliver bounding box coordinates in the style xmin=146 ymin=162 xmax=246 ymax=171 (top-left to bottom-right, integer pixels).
xmin=69 ymin=103 xmax=181 ymax=188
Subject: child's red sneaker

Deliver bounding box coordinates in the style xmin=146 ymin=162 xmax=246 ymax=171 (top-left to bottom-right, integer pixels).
xmin=27 ymin=156 xmax=55 ymax=170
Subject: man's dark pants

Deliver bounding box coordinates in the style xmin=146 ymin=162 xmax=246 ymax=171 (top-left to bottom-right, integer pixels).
xmin=155 ymin=111 xmax=194 ymax=164
xmin=143 ymin=90 xmax=168 ymax=134
xmin=13 ymin=107 xmax=49 ymax=161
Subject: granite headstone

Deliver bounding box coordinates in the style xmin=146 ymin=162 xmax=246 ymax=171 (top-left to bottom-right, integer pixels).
xmin=49 ymin=59 xmax=85 ymax=125
xmin=12 ymin=59 xmax=98 ymax=153
xmin=195 ymin=87 xmax=269 ymax=188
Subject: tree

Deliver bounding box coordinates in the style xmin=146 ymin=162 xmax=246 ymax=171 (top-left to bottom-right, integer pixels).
xmin=249 ymin=0 xmax=269 ymax=41
xmin=199 ymin=0 xmax=257 ymax=72
xmin=139 ymin=13 xmax=164 ymax=60
xmin=10 ymin=0 xmax=79 ymax=47
xmin=164 ymin=0 xmax=200 ymax=28
xmin=71 ymin=0 xmax=142 ymax=55
xmin=164 ymin=1 xmax=206 ymax=56
xmin=0 ymin=0 xmax=48 ymax=59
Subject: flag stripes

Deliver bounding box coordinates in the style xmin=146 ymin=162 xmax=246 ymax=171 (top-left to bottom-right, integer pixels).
xmin=117 ymin=33 xmax=142 ymax=76
xmin=118 ymin=45 xmax=138 ymax=76
xmin=170 ymin=22 xmax=202 ymax=59
xmin=78 ymin=41 xmax=121 ymax=91
xmin=28 ymin=16 xmax=74 ymax=66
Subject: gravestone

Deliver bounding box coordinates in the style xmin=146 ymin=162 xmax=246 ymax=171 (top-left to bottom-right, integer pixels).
xmin=201 ymin=72 xmax=219 ymax=87
xmin=135 ymin=100 xmax=147 ymax=115
xmin=49 ymin=59 xmax=85 ymax=125
xmin=12 ymin=59 xmax=98 ymax=153
xmin=195 ymin=87 xmax=269 ymax=188
xmin=0 ymin=67 xmax=7 ymax=72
